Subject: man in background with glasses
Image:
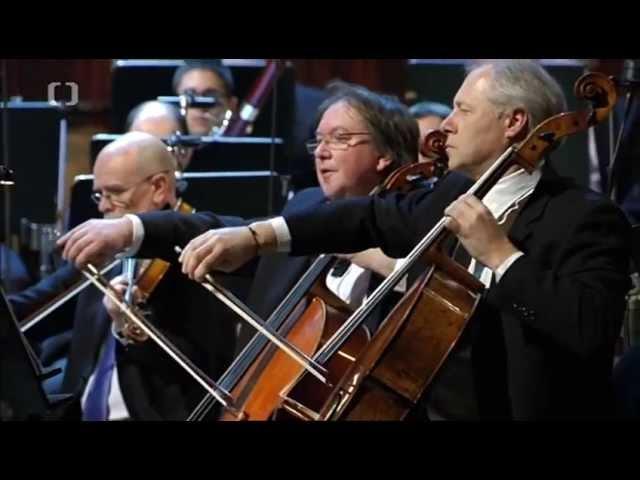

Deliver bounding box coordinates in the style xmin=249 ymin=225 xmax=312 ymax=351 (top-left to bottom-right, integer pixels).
xmin=10 ymin=132 xmax=237 ymax=420
xmin=173 ymin=60 xmax=238 ymax=136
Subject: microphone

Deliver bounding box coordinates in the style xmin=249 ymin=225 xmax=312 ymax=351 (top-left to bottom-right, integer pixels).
xmin=623 ymin=59 xmax=640 ymax=83
xmin=617 ymin=59 xmax=640 ymax=91
xmin=157 ymin=94 xmax=219 ymax=116
xmin=162 ymin=133 xmax=210 ymax=148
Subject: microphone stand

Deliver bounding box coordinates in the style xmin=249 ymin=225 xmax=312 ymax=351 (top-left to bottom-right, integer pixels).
xmin=605 ymin=62 xmax=640 ymax=356
xmin=607 ymin=59 xmax=640 ymax=202
xmin=157 ymin=94 xmax=219 ymax=116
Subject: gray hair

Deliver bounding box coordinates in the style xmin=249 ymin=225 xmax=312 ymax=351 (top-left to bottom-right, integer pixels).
xmin=466 ymin=60 xmax=568 ymax=134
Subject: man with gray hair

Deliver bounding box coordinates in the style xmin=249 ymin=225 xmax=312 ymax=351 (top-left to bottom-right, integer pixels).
xmin=137 ymin=59 xmax=630 ymax=420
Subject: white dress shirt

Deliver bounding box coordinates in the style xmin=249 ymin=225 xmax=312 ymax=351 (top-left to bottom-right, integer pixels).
xmin=469 ymin=167 xmax=541 ymax=287
xmin=122 ymin=167 xmax=540 ymax=298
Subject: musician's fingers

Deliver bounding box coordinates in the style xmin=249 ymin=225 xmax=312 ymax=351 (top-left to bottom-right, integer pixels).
xmin=74 ymin=243 xmax=106 ymax=270
xmin=183 ymin=243 xmax=207 ymax=278
xmin=111 ymin=283 xmax=127 ymax=296
xmin=109 ymin=274 xmax=128 ymax=286
xmin=180 ymin=232 xmax=211 ymax=271
xmin=57 ymin=223 xmax=84 ymax=249
xmin=461 ymin=195 xmax=492 ymax=219
xmin=193 ymin=244 xmax=224 ymax=282
xmin=184 ymin=233 xmax=220 ymax=277
xmin=64 ymin=233 xmax=94 ymax=266
xmin=61 ymin=227 xmax=88 ymax=261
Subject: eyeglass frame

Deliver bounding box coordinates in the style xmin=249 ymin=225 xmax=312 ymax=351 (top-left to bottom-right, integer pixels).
xmin=91 ymin=170 xmax=171 ymax=207
xmin=305 ymin=131 xmax=373 ymax=155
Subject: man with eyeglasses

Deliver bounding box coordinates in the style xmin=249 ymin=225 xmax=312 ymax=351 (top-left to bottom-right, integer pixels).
xmin=11 ymin=132 xmax=238 ymax=420
xmin=152 ymin=60 xmax=631 ymax=420
xmin=57 ymin=84 xmax=426 ymax=355
xmin=173 ymin=60 xmax=238 ymax=136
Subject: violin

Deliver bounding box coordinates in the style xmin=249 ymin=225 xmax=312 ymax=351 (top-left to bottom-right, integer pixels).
xmin=80 ymin=262 xmax=241 ymax=416
xmin=132 ymin=198 xmax=195 ymax=303
xmin=20 ymin=199 xmax=196 ymax=339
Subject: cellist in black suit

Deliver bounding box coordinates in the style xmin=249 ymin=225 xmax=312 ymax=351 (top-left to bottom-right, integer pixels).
xmin=139 ymin=60 xmax=631 ymax=420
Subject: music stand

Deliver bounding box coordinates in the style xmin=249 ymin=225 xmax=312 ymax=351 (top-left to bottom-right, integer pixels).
xmin=89 ymin=134 xmax=288 ymax=175
xmin=0 ymin=102 xmax=66 ymax=241
xmin=67 ymin=170 xmax=288 ymax=231
xmin=178 ymin=171 xmax=287 ymax=218
xmin=187 ymin=137 xmax=287 ymax=174
xmin=0 ymin=285 xmax=50 ymax=420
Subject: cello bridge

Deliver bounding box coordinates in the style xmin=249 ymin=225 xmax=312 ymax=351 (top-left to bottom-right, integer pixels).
xmin=278 ymin=396 xmax=321 ymax=421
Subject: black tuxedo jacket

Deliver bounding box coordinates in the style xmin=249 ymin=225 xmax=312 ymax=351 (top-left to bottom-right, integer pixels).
xmin=283 ymin=167 xmax=632 ymax=419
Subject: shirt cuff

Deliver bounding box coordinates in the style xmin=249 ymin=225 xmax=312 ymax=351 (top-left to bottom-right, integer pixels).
xmin=494 ymin=251 xmax=524 ymax=283
xmin=269 ymin=216 xmax=292 ymax=253
xmin=116 ymin=214 xmax=145 ymax=259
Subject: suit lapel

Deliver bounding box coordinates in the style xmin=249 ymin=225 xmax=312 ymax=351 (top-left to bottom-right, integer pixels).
xmin=508 ymin=165 xmax=559 ymax=247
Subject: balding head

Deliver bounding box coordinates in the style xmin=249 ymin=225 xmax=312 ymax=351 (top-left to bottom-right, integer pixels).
xmin=127 ymin=101 xmax=182 ymax=138
xmin=98 ymin=131 xmax=177 ymax=176
xmin=93 ymin=132 xmax=178 ymax=218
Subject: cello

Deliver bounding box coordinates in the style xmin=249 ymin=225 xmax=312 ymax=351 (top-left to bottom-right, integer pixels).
xmin=299 ymin=71 xmax=618 ymax=420
xmin=186 ymin=131 xmax=449 ymax=421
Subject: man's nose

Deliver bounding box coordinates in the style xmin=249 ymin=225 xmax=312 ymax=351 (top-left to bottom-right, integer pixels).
xmin=441 ymin=114 xmax=456 ymax=134
xmin=315 ymin=140 xmax=332 ymax=159
xmin=98 ymin=197 xmax=113 ymax=215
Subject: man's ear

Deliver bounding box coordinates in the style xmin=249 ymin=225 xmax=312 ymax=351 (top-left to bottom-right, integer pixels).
xmin=504 ymin=107 xmax=528 ymax=142
xmin=151 ymin=174 xmax=169 ymax=203
xmin=376 ymin=155 xmax=393 ymax=173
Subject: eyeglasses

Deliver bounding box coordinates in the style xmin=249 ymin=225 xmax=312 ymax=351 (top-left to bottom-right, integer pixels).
xmin=305 ymin=132 xmax=372 ymax=155
xmin=91 ymin=171 xmax=169 ymax=207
